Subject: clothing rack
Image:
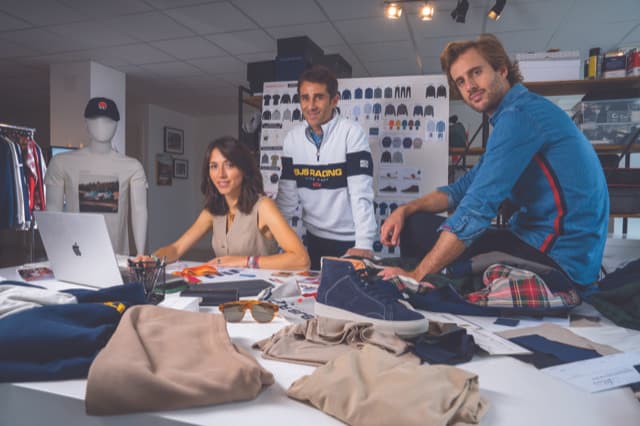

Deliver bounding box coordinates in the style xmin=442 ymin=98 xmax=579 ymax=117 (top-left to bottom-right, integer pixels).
xmin=0 ymin=122 xmax=36 ymax=137
xmin=0 ymin=123 xmax=41 ymax=264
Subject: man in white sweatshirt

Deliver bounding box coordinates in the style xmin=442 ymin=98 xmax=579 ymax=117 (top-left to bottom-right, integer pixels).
xmin=277 ymin=65 xmax=376 ymax=269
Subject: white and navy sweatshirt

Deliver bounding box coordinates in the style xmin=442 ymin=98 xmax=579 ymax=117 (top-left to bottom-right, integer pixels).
xmin=277 ymin=113 xmax=376 ymax=250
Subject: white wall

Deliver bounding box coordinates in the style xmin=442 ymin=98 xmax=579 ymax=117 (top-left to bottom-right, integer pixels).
xmin=141 ymin=103 xmax=238 ymax=255
xmin=49 ymin=62 xmax=91 ymax=148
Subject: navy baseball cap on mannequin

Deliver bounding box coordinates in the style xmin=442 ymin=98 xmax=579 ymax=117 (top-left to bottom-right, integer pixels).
xmin=84 ymin=97 xmax=120 ymax=122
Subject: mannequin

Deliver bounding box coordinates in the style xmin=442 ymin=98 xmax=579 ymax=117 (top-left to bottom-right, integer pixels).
xmin=45 ymin=97 xmax=148 ymax=255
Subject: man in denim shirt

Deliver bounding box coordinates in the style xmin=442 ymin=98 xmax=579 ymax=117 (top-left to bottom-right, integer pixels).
xmin=379 ymin=34 xmax=609 ymax=288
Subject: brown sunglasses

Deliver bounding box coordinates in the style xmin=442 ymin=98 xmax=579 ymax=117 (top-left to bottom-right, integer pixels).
xmin=219 ymin=300 xmax=279 ymax=323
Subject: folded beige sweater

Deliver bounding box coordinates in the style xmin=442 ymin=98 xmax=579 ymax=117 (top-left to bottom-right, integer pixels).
xmin=288 ymin=345 xmax=489 ymax=426
xmin=86 ymin=305 xmax=274 ymax=415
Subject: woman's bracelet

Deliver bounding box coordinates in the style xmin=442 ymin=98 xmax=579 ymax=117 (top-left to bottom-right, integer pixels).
xmin=246 ymin=256 xmax=260 ymax=269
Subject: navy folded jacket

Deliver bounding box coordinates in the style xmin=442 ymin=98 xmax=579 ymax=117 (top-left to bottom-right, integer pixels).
xmin=0 ymin=282 xmax=146 ymax=382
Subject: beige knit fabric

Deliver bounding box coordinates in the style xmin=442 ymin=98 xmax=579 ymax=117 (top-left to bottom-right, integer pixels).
xmin=253 ymin=317 xmax=416 ymax=366
xmin=85 ymin=305 xmax=274 ymax=415
xmin=287 ymin=345 xmax=489 ymax=426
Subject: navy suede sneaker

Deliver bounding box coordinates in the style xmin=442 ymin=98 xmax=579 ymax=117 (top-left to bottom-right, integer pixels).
xmin=315 ymin=257 xmax=428 ymax=337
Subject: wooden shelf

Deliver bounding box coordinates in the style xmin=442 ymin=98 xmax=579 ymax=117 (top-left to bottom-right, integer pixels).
xmin=524 ymin=76 xmax=640 ymax=97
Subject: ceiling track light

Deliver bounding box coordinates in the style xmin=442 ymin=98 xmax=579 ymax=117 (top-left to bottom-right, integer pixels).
xmin=419 ymin=2 xmax=434 ymax=21
xmin=384 ymin=0 xmax=435 ymax=21
xmin=450 ymin=0 xmax=469 ymax=23
xmin=384 ymin=2 xmax=403 ymax=19
xmin=488 ymin=0 xmax=506 ymax=20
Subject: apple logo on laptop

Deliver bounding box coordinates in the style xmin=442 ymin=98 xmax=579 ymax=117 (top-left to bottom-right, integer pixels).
xmin=72 ymin=242 xmax=82 ymax=256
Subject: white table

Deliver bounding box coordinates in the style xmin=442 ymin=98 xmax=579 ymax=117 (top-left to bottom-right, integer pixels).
xmin=1 ymin=263 xmax=640 ymax=426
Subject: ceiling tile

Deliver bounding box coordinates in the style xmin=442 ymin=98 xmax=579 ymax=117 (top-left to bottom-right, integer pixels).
xmin=0 ymin=28 xmax=87 ymax=53
xmin=104 ymin=11 xmax=194 ymax=41
xmin=315 ymin=0 xmax=382 ymax=20
xmin=485 ymin=0 xmax=570 ymax=33
xmin=206 ymin=29 xmax=275 ymax=54
xmin=116 ymin=64 xmax=151 ymax=76
xmin=0 ymin=11 xmax=32 ymax=30
xmin=0 ymin=39 xmax=40 ymax=58
xmin=164 ymin=2 xmax=256 ymax=35
xmin=57 ymin=0 xmax=153 ymax=18
xmin=0 ymin=0 xmax=84 ymax=26
xmin=232 ymin=0 xmax=324 ymax=27
xmin=564 ymin=0 xmax=640 ymax=24
xmin=266 ymin=22 xmax=344 ymax=47
xmin=189 ymin=55 xmax=245 ymax=74
xmin=99 ymin=43 xmax=175 ymax=65
xmin=333 ymin=17 xmax=409 ymax=44
xmin=350 ymin=40 xmax=414 ymax=62
xmin=236 ymin=51 xmax=277 ymax=62
xmin=217 ymin=71 xmax=248 ymax=86
xmin=144 ymin=0 xmax=209 ymax=8
xmin=408 ymin=7 xmax=484 ymax=39
xmin=151 ymin=37 xmax=227 ymax=59
xmin=47 ymin=21 xmax=137 ymax=48
xmin=74 ymin=49 xmax=132 ymax=67
xmin=621 ymin=23 xmax=640 ymax=46
xmin=21 ymin=51 xmax=93 ymax=65
xmin=364 ymin=57 xmax=422 ymax=76
xmin=139 ymin=61 xmax=205 ymax=77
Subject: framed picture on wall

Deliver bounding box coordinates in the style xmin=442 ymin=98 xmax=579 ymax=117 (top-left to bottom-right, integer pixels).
xmin=156 ymin=153 xmax=173 ymax=186
xmin=164 ymin=126 xmax=184 ymax=154
xmin=173 ymin=158 xmax=188 ymax=179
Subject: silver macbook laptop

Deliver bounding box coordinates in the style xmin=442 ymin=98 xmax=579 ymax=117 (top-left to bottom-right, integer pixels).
xmin=34 ymin=211 xmax=126 ymax=288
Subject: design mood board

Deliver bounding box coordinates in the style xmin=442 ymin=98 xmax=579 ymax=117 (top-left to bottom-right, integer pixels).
xmin=259 ymin=75 xmax=449 ymax=257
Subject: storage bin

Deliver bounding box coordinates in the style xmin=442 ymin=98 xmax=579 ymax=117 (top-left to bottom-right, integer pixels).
xmin=246 ymin=60 xmax=275 ymax=94
xmin=277 ymin=36 xmax=324 ymax=65
xmin=574 ymin=98 xmax=640 ymax=144
xmin=317 ymin=53 xmax=352 ymax=78
xmin=604 ymin=168 xmax=640 ymax=215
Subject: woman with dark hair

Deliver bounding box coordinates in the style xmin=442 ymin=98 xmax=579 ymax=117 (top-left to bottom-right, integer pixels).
xmin=150 ymin=136 xmax=309 ymax=270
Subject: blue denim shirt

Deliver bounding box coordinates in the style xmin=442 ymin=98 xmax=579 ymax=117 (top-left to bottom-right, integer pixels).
xmin=438 ymin=84 xmax=609 ymax=285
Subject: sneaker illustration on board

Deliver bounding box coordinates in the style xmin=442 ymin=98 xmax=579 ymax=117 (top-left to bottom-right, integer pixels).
xmin=401 ymin=185 xmax=419 ymax=193
xmin=315 ymin=257 xmax=428 ymax=337
xmin=379 ymin=185 xmax=397 ymax=193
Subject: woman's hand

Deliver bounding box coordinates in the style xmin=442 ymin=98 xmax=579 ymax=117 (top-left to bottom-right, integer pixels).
xmin=207 ymin=256 xmax=249 ymax=268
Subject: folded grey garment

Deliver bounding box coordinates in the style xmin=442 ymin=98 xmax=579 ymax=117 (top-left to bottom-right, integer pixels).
xmin=253 ymin=317 xmax=415 ymax=366
xmin=0 ymin=284 xmax=77 ymax=320
xmin=86 ymin=305 xmax=274 ymax=415
xmin=288 ymin=345 xmax=489 ymax=426
xmin=469 ymin=251 xmax=558 ymax=276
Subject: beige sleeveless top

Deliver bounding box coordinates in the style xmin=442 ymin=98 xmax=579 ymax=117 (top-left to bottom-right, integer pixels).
xmin=211 ymin=196 xmax=279 ymax=257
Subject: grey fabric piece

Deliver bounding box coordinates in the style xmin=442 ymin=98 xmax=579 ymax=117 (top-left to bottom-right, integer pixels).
xmin=253 ymin=317 xmax=415 ymax=366
xmin=0 ymin=284 xmax=77 ymax=319
xmin=287 ymin=345 xmax=489 ymax=426
xmin=469 ymin=251 xmax=558 ymax=276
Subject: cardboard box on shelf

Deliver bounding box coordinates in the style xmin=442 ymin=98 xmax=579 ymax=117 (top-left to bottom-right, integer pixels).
xmin=516 ymin=50 xmax=581 ymax=82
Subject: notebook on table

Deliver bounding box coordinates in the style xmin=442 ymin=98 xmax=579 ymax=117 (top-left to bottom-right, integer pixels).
xmin=34 ymin=211 xmax=134 ymax=288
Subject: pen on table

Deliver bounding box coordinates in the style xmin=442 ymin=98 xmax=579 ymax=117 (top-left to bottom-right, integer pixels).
xmin=239 ymin=273 xmax=256 ymax=277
